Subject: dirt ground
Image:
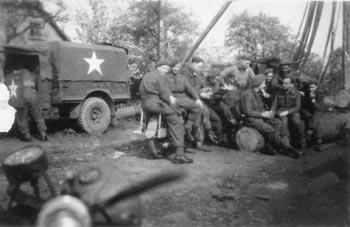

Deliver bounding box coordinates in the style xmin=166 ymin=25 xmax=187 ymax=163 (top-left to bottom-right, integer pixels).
xmin=0 ymin=118 xmax=349 ymax=226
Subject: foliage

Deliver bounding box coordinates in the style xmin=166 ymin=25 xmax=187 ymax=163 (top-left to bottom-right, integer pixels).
xmin=116 ymin=1 xmax=199 ymax=69
xmin=225 ymin=11 xmax=293 ymax=60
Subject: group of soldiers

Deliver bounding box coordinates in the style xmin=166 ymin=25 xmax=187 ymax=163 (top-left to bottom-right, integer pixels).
xmin=139 ymin=55 xmax=325 ymax=164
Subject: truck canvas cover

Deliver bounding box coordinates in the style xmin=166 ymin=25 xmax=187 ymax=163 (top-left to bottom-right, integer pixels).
xmin=50 ymin=41 xmax=130 ymax=81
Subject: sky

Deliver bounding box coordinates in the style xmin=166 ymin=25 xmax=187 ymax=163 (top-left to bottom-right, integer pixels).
xmin=53 ymin=0 xmax=344 ymax=58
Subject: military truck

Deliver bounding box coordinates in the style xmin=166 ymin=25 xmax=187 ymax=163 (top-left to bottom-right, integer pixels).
xmin=1 ymin=41 xmax=131 ymax=133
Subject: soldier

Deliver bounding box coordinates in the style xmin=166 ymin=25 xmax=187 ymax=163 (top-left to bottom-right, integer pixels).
xmin=270 ymin=60 xmax=298 ymax=95
xmin=139 ymin=59 xmax=193 ymax=164
xmin=168 ymin=61 xmax=202 ymax=147
xmin=199 ymin=68 xmax=223 ymax=143
xmin=180 ymin=56 xmax=205 ymax=92
xmin=262 ymin=68 xmax=274 ymax=109
xmin=271 ymin=77 xmax=306 ymax=150
xmin=217 ymin=55 xmax=255 ymax=92
xmin=300 ymin=79 xmax=324 ymax=151
xmin=9 ymin=68 xmax=47 ymax=142
xmin=241 ymin=74 xmax=301 ymax=158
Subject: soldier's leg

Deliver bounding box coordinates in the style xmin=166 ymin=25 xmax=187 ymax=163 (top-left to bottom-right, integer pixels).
xmin=208 ymin=106 xmax=222 ymax=141
xmin=311 ymin=112 xmax=322 ymax=151
xmin=15 ymin=106 xmax=31 ymax=141
xmin=142 ymin=100 xmax=192 ymax=164
xmin=28 ymin=95 xmax=47 ymax=140
xmin=247 ymin=118 xmax=300 ymax=158
xmin=289 ymin=113 xmax=306 ymax=149
xmin=176 ymin=97 xmax=201 ymax=143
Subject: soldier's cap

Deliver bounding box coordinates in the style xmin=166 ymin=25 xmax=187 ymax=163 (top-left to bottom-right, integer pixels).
xmin=191 ymin=56 xmax=204 ymax=63
xmin=236 ymin=54 xmax=252 ymax=61
xmin=279 ymin=60 xmax=293 ymax=66
xmin=251 ymin=74 xmax=266 ymax=87
xmin=156 ymin=59 xmax=171 ymax=68
xmin=206 ymin=68 xmax=221 ymax=78
xmin=264 ymin=68 xmax=273 ymax=75
xmin=305 ymin=78 xmax=318 ymax=86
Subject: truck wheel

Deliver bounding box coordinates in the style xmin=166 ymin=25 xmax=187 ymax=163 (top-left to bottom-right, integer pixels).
xmin=78 ymin=97 xmax=111 ymax=134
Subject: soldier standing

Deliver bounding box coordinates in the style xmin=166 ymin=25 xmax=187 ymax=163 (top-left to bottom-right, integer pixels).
xmin=300 ymin=79 xmax=324 ymax=151
xmin=139 ymin=60 xmax=193 ymax=164
xmin=8 ymin=68 xmax=47 ymax=142
xmin=241 ymin=74 xmax=301 ymax=158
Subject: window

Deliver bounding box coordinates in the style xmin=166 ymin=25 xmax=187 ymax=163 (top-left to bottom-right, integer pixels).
xmin=29 ymin=22 xmax=43 ymax=40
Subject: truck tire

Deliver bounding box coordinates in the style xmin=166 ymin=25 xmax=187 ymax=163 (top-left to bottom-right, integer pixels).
xmin=78 ymin=97 xmax=111 ymax=134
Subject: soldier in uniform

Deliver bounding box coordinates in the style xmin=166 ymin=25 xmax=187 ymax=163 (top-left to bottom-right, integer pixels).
xmin=271 ymin=76 xmax=306 ymax=150
xmin=271 ymin=60 xmax=292 ymax=94
xmin=300 ymin=78 xmax=324 ymax=151
xmin=168 ymin=61 xmax=202 ymax=147
xmin=139 ymin=59 xmax=193 ymax=164
xmin=241 ymin=74 xmax=301 ymax=158
xmin=262 ymin=68 xmax=274 ymax=109
xmin=8 ymin=67 xmax=47 ymax=142
xmin=199 ymin=68 xmax=223 ymax=143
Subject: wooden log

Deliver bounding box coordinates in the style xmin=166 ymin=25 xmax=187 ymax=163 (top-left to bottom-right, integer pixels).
xmin=237 ymin=111 xmax=350 ymax=152
xmin=236 ymin=126 xmax=264 ymax=152
xmin=334 ymin=89 xmax=350 ymax=108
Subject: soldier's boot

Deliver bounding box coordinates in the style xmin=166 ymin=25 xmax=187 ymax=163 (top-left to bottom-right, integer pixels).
xmin=285 ymin=146 xmax=301 ymax=159
xmin=207 ymin=129 xmax=219 ymax=145
xmin=313 ymin=138 xmax=322 ymax=152
xmin=172 ymin=147 xmax=193 ymax=164
xmin=260 ymin=142 xmax=277 ymax=156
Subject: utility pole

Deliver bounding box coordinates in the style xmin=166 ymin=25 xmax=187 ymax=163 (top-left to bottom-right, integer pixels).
xmin=156 ymin=0 xmax=161 ymax=60
xmin=179 ymin=1 xmax=232 ymax=68
xmin=344 ymin=1 xmax=350 ymax=89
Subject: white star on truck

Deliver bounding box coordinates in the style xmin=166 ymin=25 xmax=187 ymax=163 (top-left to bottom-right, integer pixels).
xmin=84 ymin=51 xmax=105 ymax=76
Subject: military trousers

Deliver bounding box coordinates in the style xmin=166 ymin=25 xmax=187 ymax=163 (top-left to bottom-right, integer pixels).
xmin=175 ymin=97 xmax=201 ymax=130
xmin=141 ymin=98 xmax=185 ymax=147
xmin=16 ymin=89 xmax=47 ymax=137
xmin=287 ymin=113 xmax=306 ymax=148
xmin=202 ymin=103 xmax=222 ymax=138
xmin=302 ymin=111 xmax=321 ymax=139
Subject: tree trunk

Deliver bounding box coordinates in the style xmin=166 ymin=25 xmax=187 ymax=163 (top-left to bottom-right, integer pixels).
xmin=343 ymin=1 xmax=350 ymax=89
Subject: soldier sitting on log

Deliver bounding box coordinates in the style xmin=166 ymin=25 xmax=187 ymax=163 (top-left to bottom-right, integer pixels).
xmin=300 ymin=78 xmax=324 ymax=151
xmin=241 ymin=74 xmax=301 ymax=158
xmin=271 ymin=76 xmax=306 ymax=151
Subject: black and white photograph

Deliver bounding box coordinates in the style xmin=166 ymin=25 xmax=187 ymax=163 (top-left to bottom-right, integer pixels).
xmin=0 ymin=0 xmax=349 ymax=226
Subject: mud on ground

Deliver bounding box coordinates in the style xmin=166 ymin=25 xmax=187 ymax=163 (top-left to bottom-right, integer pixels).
xmin=0 ymin=119 xmax=349 ymax=226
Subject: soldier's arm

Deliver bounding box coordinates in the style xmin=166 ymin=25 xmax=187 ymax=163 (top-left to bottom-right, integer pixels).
xmin=184 ymin=78 xmax=200 ymax=100
xmin=244 ymin=93 xmax=263 ymax=118
xmin=158 ymin=76 xmax=172 ymax=103
xmin=270 ymin=76 xmax=283 ymax=90
xmin=271 ymin=95 xmax=277 ymax=112
xmin=247 ymin=68 xmax=255 ymax=88
xmin=313 ymin=91 xmax=325 ymax=110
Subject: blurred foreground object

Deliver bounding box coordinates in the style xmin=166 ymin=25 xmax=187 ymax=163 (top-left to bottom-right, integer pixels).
xmin=1 ymin=145 xmax=55 ymax=209
xmin=0 ymin=81 xmax=16 ymax=132
xmin=37 ymin=195 xmax=91 ymax=227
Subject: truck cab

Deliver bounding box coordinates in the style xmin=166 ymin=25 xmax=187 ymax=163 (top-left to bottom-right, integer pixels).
xmin=1 ymin=41 xmax=131 ymax=133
